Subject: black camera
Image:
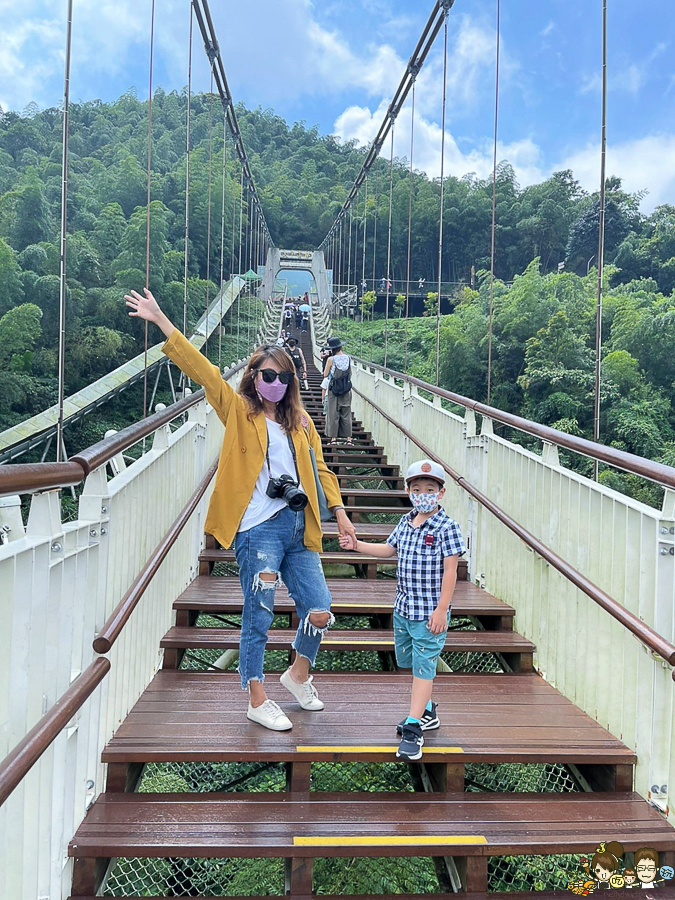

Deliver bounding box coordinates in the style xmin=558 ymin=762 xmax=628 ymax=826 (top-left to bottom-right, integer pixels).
xmin=266 ymin=474 xmax=308 ymax=511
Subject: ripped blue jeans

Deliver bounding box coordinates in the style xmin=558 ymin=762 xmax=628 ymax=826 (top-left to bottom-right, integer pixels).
xmin=234 ymin=506 xmax=334 ymax=689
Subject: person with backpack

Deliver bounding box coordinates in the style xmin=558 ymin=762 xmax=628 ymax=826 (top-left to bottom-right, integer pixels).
xmin=323 ymin=336 xmax=353 ymax=446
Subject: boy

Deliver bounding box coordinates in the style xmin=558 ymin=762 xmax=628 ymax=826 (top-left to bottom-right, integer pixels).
xmin=339 ymin=459 xmax=465 ymax=761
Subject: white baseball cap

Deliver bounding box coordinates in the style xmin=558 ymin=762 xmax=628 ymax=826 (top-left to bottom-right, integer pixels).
xmin=405 ymin=459 xmax=446 ymax=486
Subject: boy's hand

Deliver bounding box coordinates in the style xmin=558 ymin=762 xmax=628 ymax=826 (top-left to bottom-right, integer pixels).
xmin=338 ymin=532 xmax=356 ymax=551
xmin=428 ymin=607 xmax=449 ymax=635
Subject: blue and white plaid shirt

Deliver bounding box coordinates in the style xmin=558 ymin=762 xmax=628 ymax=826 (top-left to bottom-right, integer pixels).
xmin=386 ymin=507 xmax=466 ymax=620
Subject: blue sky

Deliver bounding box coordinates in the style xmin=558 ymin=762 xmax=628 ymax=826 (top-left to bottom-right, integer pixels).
xmin=2 ymin=0 xmax=674 ymax=210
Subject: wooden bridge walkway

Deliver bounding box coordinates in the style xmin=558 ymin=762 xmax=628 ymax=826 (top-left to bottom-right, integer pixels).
xmin=68 ymin=337 xmax=675 ymax=898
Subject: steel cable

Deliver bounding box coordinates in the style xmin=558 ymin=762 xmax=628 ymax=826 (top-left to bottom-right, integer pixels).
xmin=204 ymin=71 xmax=214 ymax=358
xmin=183 ymin=1 xmax=193 ymax=340
xmin=56 ymin=0 xmax=73 ymax=462
xmin=404 ymin=83 xmax=416 ymax=374
xmin=384 ymin=119 xmax=395 ymax=367
xmin=435 ymin=13 xmax=448 ymax=386
xmin=486 ymin=0 xmax=500 ymax=404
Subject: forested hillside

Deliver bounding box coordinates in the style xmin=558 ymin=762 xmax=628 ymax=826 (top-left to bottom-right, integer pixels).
xmin=1 ymin=89 xmax=674 ymax=489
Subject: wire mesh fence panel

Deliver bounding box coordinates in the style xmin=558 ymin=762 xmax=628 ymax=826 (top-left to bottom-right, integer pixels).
xmin=139 ymin=760 xmax=287 ymax=794
xmin=313 ymin=855 xmax=442 ymax=895
xmin=465 ymin=762 xmax=580 ymax=794
xmin=488 ymin=853 xmax=582 ymax=893
xmin=311 ymin=761 xmax=416 ymax=792
xmin=103 ymin=856 xmax=285 ymax=896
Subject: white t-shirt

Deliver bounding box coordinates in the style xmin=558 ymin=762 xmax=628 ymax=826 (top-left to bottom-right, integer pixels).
xmin=237 ymin=419 xmax=305 ymax=533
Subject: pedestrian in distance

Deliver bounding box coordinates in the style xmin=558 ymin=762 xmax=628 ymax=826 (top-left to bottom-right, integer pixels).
xmin=124 ymin=287 xmax=357 ymax=732
xmin=285 ymin=337 xmax=307 ymax=386
xmin=339 ymin=460 xmax=465 ymax=761
xmin=323 ymin=336 xmax=353 ymax=446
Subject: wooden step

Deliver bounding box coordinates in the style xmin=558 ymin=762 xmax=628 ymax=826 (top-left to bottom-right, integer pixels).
xmin=160 ymin=626 xmax=535 ymax=670
xmin=199 ymin=549 xmax=397 ymax=572
xmin=102 ymin=670 xmax=635 ymax=769
xmin=69 ymin=791 xmax=675 ymax=860
xmin=68 ymin=894 xmax=675 ymax=900
xmin=173 ymin=577 xmax=511 ymax=627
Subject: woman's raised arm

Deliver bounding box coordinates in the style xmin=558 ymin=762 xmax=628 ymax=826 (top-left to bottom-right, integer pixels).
xmin=125 ymin=287 xmax=237 ymax=421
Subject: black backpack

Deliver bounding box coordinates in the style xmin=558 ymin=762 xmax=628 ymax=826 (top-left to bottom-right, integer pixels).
xmin=329 ymin=361 xmax=352 ymax=396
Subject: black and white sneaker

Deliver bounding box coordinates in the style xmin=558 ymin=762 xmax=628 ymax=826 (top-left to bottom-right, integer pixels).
xmin=396 ymin=702 xmax=440 ymax=735
xmin=396 ymin=722 xmax=424 ymax=761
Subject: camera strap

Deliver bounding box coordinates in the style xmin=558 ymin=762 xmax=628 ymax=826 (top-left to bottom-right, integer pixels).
xmin=264 ymin=421 xmax=301 ymax=484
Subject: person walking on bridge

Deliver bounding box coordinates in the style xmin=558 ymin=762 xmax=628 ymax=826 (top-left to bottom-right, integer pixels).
xmin=323 ymin=336 xmax=353 ymax=446
xmin=125 ymin=288 xmax=357 ymax=732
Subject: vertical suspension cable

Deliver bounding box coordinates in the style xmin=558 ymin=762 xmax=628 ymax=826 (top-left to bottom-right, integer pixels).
xmin=247 ymin=189 xmax=253 ymax=348
xmin=371 ymin=168 xmax=379 ymax=360
xmin=593 ymin=0 xmax=608 ymax=479
xmin=218 ymin=113 xmax=227 ymax=370
xmin=435 ymin=13 xmax=449 ymax=386
xmin=56 ymin=0 xmax=73 ymax=463
xmin=142 ymin=0 xmax=156 ymax=419
xmin=361 ymin=176 xmax=368 ymax=358
xmin=230 ymin=162 xmax=237 ymax=278
xmin=384 ymin=118 xmax=395 ymax=368
xmin=183 ymin=2 xmax=193 ymax=339
xmin=347 ymin=210 xmax=353 ymax=292
xmin=486 ymin=0 xmax=501 ymax=404
xmin=237 ymin=165 xmax=244 ymax=351
xmin=204 ymin=71 xmax=214 ymax=358
xmin=404 ymin=83 xmax=416 ymax=374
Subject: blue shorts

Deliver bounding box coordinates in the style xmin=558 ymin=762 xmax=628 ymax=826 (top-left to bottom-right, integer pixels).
xmin=393 ymin=610 xmax=451 ymax=680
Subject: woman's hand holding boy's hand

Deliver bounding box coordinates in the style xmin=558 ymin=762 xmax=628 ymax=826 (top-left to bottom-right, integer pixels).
xmin=338 ymin=533 xmax=357 ymax=551
xmin=428 ymin=606 xmax=449 ymax=635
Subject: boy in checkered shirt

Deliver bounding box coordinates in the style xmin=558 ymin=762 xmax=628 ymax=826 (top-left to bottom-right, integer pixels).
xmin=339 ymin=459 xmax=465 ymax=761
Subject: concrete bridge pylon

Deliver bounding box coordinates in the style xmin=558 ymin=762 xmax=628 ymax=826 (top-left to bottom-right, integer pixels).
xmin=260 ymin=249 xmax=330 ymax=305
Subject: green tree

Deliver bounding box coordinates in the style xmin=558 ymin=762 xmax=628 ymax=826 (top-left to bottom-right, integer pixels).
xmin=0 ymin=303 xmax=42 ymax=367
xmin=0 ymin=237 xmax=24 ymax=315
xmin=12 ymin=176 xmax=52 ymax=250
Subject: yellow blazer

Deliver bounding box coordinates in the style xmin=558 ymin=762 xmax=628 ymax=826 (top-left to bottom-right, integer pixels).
xmin=162 ymin=330 xmax=344 ymax=551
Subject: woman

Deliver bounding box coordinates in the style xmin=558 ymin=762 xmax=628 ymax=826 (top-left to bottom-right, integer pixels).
xmin=323 ymin=336 xmax=353 ymax=446
xmin=125 ymin=288 xmax=356 ymax=732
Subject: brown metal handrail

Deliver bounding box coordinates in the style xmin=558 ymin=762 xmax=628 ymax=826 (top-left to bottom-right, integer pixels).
xmin=0 ymin=657 xmax=110 ymax=806
xmin=0 ymin=359 xmax=247 ymax=496
xmin=353 ymin=385 xmax=675 ymax=667
xmin=93 ymin=457 xmax=219 ymax=653
xmin=355 ymin=358 xmax=675 ymax=490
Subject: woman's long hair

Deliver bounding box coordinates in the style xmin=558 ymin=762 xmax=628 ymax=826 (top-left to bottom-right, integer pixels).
xmin=238 ymin=344 xmax=304 ymax=433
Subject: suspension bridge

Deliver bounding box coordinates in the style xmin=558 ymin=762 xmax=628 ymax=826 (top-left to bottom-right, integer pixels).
xmin=1 ymin=1 xmax=675 ymax=900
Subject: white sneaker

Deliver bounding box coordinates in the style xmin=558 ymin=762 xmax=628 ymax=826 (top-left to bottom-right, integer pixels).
xmin=247 ymin=699 xmax=292 ymax=731
xmin=280 ymin=668 xmax=325 ymax=710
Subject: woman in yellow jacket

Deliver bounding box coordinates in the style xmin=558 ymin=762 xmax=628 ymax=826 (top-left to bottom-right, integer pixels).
xmin=125 ymin=288 xmax=356 ymax=732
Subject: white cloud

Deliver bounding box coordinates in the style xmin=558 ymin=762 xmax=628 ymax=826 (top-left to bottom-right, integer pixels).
xmin=334 ymin=98 xmax=675 ymax=213
xmin=580 ymin=41 xmax=668 ymax=97
xmin=558 ymin=134 xmax=675 ymax=211
xmin=541 ymin=21 xmax=556 ymax=38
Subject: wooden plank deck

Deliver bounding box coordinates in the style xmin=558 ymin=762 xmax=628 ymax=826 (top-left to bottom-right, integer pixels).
xmin=101 ymin=671 xmax=635 ymax=765
xmin=173 ymin=577 xmax=513 ymax=623
xmin=160 ymin=626 xmax=535 ymax=658
xmin=69 ymin=791 xmax=675 ymax=859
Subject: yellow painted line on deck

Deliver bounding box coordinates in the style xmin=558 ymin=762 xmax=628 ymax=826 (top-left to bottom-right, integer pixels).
xmin=293 ymin=835 xmax=486 ymax=847
xmin=296 ymin=746 xmax=464 ymax=754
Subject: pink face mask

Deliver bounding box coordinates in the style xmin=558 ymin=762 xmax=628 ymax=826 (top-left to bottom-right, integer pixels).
xmin=257 ymin=377 xmax=288 ymax=403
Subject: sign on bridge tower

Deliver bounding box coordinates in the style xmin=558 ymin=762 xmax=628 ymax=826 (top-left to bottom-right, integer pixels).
xmin=260 ymin=248 xmax=331 ymax=306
